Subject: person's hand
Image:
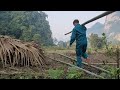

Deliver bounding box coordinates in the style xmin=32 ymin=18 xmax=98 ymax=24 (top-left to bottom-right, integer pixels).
xmin=69 ymin=43 xmax=72 ymax=47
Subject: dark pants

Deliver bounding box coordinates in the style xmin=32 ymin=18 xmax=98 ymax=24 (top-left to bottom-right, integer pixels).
xmin=76 ymin=43 xmax=88 ymax=67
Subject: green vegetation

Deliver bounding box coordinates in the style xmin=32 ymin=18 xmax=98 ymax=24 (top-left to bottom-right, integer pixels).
xmin=89 ymin=33 xmax=107 ymax=49
xmin=100 ymin=65 xmax=120 ymax=79
xmin=66 ymin=67 xmax=84 ymax=79
xmin=0 ymin=11 xmax=120 ymax=79
xmin=47 ymin=69 xmax=64 ymax=79
xmin=46 ymin=67 xmax=84 ymax=79
xmin=0 ymin=11 xmax=53 ymax=46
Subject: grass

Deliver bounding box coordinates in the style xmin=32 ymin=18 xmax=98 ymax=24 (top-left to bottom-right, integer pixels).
xmin=101 ymin=65 xmax=120 ymax=79
xmin=46 ymin=67 xmax=85 ymax=79
xmin=0 ymin=73 xmax=43 ymax=79
xmin=66 ymin=67 xmax=84 ymax=79
xmin=44 ymin=46 xmax=75 ymax=54
xmin=0 ymin=45 xmax=119 ymax=79
xmin=46 ymin=69 xmax=64 ymax=79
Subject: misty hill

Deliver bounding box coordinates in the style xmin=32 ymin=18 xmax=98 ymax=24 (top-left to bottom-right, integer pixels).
xmin=86 ymin=22 xmax=104 ymax=37
xmin=104 ymin=11 xmax=120 ymax=43
xmin=87 ymin=11 xmax=120 ymax=44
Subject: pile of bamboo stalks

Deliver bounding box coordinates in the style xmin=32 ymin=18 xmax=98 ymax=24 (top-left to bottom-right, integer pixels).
xmin=0 ymin=35 xmax=45 ymax=68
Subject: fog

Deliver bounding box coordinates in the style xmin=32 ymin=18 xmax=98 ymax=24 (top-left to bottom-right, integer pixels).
xmin=44 ymin=11 xmax=106 ymax=41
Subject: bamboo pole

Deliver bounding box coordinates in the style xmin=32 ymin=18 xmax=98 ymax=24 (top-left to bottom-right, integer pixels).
xmin=65 ymin=11 xmax=115 ymax=35
xmin=47 ymin=56 xmax=104 ymax=79
xmin=54 ymin=53 xmax=111 ymax=74
xmin=90 ymin=63 xmax=117 ymax=65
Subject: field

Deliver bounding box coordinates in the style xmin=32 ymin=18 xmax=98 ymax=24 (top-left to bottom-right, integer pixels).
xmin=44 ymin=46 xmax=117 ymax=64
xmin=0 ymin=45 xmax=119 ymax=79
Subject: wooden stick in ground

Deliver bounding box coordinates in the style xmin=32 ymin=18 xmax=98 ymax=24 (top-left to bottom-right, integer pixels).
xmin=116 ymin=46 xmax=120 ymax=79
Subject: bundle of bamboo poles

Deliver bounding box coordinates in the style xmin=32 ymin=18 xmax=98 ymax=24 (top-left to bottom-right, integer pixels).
xmin=0 ymin=35 xmax=45 ymax=68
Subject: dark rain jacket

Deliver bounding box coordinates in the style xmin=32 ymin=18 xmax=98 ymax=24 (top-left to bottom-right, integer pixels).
xmin=70 ymin=24 xmax=87 ymax=56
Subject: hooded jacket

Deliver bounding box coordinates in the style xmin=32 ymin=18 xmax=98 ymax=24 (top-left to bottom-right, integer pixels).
xmin=70 ymin=24 xmax=87 ymax=46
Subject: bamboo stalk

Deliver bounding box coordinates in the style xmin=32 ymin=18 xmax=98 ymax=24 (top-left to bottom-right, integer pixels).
xmin=65 ymin=11 xmax=115 ymax=35
xmin=90 ymin=63 xmax=117 ymax=65
xmin=47 ymin=56 xmax=104 ymax=79
xmin=51 ymin=53 xmax=111 ymax=74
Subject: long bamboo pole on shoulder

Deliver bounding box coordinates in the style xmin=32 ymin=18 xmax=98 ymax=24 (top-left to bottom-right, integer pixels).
xmin=65 ymin=11 xmax=115 ymax=35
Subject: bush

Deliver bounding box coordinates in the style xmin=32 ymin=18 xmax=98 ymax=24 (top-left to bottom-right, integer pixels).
xmin=102 ymin=65 xmax=120 ymax=79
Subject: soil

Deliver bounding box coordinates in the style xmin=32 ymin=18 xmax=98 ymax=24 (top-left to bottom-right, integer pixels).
xmin=64 ymin=52 xmax=116 ymax=63
xmin=0 ymin=51 xmax=117 ymax=79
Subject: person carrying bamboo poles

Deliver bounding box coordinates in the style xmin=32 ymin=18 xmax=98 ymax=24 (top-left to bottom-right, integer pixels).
xmin=69 ymin=19 xmax=91 ymax=68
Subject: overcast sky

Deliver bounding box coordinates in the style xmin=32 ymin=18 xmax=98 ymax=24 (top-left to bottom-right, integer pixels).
xmin=43 ymin=11 xmax=106 ymax=41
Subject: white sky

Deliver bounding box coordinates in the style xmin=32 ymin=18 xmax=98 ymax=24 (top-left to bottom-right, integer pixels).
xmin=43 ymin=11 xmax=106 ymax=41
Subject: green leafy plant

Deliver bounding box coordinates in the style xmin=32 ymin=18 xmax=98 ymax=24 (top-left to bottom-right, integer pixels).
xmin=102 ymin=65 xmax=120 ymax=79
xmin=47 ymin=69 xmax=64 ymax=79
xmin=66 ymin=67 xmax=84 ymax=79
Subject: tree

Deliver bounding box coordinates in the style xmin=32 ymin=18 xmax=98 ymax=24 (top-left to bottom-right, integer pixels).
xmin=57 ymin=41 xmax=67 ymax=48
xmin=0 ymin=11 xmax=53 ymax=46
xmin=53 ymin=37 xmax=58 ymax=45
xmin=20 ymin=26 xmax=32 ymax=42
xmin=102 ymin=33 xmax=108 ymax=50
xmin=89 ymin=33 xmax=103 ymax=49
xmin=32 ymin=34 xmax=41 ymax=44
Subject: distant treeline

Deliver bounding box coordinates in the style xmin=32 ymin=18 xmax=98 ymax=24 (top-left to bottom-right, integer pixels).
xmin=0 ymin=11 xmax=53 ymax=46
